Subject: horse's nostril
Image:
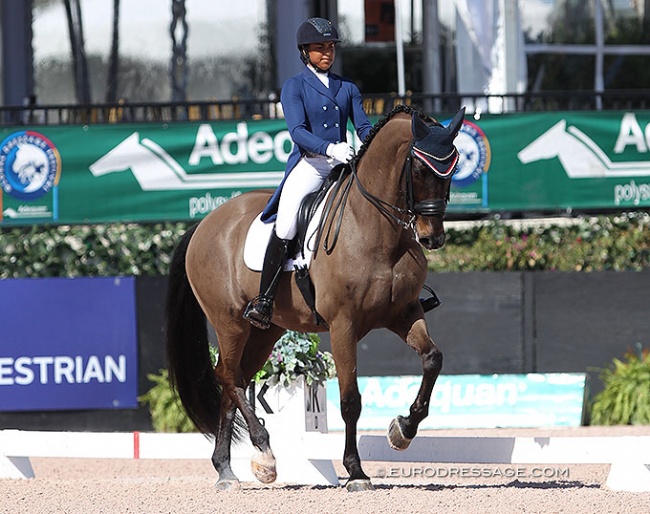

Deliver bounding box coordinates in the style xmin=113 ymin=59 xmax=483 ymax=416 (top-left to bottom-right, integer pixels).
xmin=428 ymin=234 xmax=445 ymax=250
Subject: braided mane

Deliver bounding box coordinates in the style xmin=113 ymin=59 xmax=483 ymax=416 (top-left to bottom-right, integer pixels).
xmin=352 ymin=104 xmax=437 ymax=166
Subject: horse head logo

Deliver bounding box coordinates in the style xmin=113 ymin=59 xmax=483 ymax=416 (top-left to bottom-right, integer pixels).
xmin=518 ymin=120 xmax=650 ymax=179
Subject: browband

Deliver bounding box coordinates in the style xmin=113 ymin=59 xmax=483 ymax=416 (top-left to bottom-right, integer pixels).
xmin=412 ymin=147 xmax=459 ymax=178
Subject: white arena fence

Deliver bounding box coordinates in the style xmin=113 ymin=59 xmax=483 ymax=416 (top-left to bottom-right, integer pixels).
xmin=1 ymin=429 xmax=649 ymax=492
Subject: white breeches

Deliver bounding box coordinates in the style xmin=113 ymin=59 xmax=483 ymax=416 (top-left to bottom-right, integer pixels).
xmin=275 ymin=155 xmax=336 ymax=240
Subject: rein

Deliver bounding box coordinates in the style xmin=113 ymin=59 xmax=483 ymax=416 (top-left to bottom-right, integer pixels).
xmin=315 ymin=142 xmax=451 ymax=255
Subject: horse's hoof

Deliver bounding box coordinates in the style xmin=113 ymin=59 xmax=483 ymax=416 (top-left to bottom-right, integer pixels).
xmin=215 ymin=479 xmax=241 ymax=491
xmin=387 ymin=416 xmax=412 ymax=451
xmin=251 ymin=449 xmax=277 ymax=484
xmin=346 ymin=479 xmax=375 ymax=492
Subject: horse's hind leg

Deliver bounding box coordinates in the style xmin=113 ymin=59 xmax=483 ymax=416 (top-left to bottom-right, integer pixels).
xmin=387 ymin=313 xmax=443 ymax=450
xmin=215 ymin=325 xmax=284 ymax=485
xmin=212 ymin=393 xmax=241 ymax=491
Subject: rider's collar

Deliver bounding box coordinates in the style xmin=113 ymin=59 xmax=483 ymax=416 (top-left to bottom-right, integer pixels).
xmin=308 ymin=63 xmax=329 ymax=75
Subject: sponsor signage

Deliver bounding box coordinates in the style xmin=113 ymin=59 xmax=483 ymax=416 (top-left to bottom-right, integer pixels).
xmin=326 ymin=373 xmax=586 ymax=430
xmin=1 ymin=111 xmax=649 ymax=225
xmin=450 ymin=111 xmax=650 ymax=212
xmin=0 ymin=277 xmax=138 ymax=412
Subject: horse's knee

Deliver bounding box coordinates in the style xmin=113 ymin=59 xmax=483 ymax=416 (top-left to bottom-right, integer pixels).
xmin=423 ymin=344 xmax=443 ymax=375
xmin=340 ymin=391 xmax=362 ymax=422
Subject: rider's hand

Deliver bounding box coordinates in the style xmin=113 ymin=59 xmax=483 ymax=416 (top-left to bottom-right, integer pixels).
xmin=327 ymin=142 xmax=354 ymax=163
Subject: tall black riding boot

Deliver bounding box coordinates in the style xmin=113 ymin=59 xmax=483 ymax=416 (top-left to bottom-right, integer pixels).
xmin=243 ymin=229 xmax=290 ymax=329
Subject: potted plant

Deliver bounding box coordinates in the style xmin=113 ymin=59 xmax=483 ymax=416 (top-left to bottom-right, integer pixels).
xmin=140 ymin=331 xmax=335 ymax=433
xmin=252 ymin=331 xmax=335 ymax=387
xmin=250 ymin=331 xmax=336 ymax=434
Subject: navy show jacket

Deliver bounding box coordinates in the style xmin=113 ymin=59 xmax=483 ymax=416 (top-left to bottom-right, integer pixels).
xmin=261 ymin=66 xmax=373 ymax=222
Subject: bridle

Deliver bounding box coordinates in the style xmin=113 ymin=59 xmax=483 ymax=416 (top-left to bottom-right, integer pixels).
xmin=316 ymin=140 xmax=458 ymax=254
xmin=351 ymin=140 xmax=458 ymax=228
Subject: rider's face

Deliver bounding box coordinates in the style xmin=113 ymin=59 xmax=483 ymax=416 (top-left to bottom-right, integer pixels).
xmin=307 ymin=42 xmax=336 ymax=71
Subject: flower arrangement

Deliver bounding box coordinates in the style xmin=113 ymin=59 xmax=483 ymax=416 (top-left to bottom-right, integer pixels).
xmin=253 ymin=331 xmax=336 ymax=387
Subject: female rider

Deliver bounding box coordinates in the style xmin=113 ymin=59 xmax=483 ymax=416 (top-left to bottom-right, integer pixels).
xmin=243 ymin=17 xmax=373 ymax=329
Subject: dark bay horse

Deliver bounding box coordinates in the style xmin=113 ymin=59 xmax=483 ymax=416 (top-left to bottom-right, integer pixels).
xmin=166 ymin=105 xmax=465 ymax=491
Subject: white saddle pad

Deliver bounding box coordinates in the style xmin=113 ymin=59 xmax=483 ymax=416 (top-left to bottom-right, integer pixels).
xmin=243 ymin=193 xmax=329 ymax=272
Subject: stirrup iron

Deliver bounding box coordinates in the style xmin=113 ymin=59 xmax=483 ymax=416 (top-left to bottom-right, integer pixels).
xmin=420 ymin=284 xmax=441 ymax=312
xmin=243 ymin=295 xmax=273 ymax=330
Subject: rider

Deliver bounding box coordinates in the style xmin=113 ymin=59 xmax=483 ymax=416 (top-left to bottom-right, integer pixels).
xmin=243 ymin=17 xmax=374 ymax=330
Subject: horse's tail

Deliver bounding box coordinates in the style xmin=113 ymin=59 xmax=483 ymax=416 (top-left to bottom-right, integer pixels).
xmin=165 ymin=224 xmax=239 ymax=438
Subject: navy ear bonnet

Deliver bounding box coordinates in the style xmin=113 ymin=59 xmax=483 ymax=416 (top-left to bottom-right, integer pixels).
xmin=411 ymin=108 xmax=465 ymax=178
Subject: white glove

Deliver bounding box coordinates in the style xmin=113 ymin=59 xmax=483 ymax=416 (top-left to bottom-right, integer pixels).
xmin=327 ymin=142 xmax=354 ymax=163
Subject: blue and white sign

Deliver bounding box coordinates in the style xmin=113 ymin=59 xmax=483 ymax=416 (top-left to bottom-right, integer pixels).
xmin=0 ymin=277 xmax=138 ymax=412
xmin=326 ymin=373 xmax=586 ymax=430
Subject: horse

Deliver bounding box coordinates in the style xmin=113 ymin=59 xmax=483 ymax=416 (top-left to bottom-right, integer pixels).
xmin=165 ymin=104 xmax=465 ymax=492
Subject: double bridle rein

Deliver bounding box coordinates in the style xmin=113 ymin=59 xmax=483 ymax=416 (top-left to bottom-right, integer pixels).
xmin=316 ymin=141 xmax=458 ymax=255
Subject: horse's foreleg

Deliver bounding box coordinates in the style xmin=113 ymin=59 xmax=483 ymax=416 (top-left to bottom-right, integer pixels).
xmin=388 ymin=316 xmax=442 ymax=450
xmin=330 ymin=328 xmax=373 ymax=492
xmin=212 ymin=393 xmax=240 ymax=491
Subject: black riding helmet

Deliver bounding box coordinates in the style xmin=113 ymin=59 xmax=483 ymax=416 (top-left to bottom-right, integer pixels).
xmin=297 ymin=17 xmax=341 ymax=67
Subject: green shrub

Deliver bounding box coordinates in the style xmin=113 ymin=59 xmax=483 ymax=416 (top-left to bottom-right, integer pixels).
xmin=137 ymin=369 xmax=198 ymax=433
xmin=427 ymin=212 xmax=650 ymax=272
xmin=1 ymin=213 xmax=649 ymax=277
xmin=138 ymin=343 xmax=219 ymax=433
xmin=590 ymin=344 xmax=650 ymax=425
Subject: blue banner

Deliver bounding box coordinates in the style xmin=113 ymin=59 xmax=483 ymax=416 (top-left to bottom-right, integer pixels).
xmin=0 ymin=277 xmax=138 ymax=411
xmin=326 ymin=373 xmax=586 ymax=430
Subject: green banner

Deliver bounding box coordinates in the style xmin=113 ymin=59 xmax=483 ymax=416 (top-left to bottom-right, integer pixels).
xmin=0 ymin=120 xmax=294 ymax=224
xmin=449 ymin=110 xmax=650 ymax=212
xmin=2 ymin=111 xmax=649 ymax=225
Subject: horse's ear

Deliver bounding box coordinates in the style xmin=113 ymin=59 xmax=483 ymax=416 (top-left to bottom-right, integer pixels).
xmin=411 ymin=113 xmax=430 ymax=141
xmin=446 ymin=107 xmax=466 ymax=138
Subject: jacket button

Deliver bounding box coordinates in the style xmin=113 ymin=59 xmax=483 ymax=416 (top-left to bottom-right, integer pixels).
xmin=322 ymin=106 xmax=327 ymax=110
xmin=323 ymin=123 xmax=328 ymax=128
xmin=334 ymin=106 xmax=339 ymax=110
xmin=335 ymin=123 xmax=339 ymax=128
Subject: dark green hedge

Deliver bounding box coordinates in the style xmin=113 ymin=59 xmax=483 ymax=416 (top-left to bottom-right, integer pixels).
xmin=1 ymin=213 xmax=649 ymax=278
xmin=427 ymin=212 xmax=650 ymax=272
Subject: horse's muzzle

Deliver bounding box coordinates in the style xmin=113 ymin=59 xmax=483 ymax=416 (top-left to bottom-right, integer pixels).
xmin=419 ymin=233 xmax=446 ymax=250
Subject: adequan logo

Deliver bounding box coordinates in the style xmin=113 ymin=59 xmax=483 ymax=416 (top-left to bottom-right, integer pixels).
xmin=88 ymin=128 xmax=286 ymax=190
xmin=0 ymin=131 xmax=61 ymax=200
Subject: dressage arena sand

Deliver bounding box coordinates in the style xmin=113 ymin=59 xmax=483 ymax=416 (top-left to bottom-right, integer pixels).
xmin=2 ymin=426 xmax=649 ymax=514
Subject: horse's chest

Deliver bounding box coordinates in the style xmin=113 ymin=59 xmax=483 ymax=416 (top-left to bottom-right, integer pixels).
xmin=390 ymin=253 xmax=426 ymax=300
